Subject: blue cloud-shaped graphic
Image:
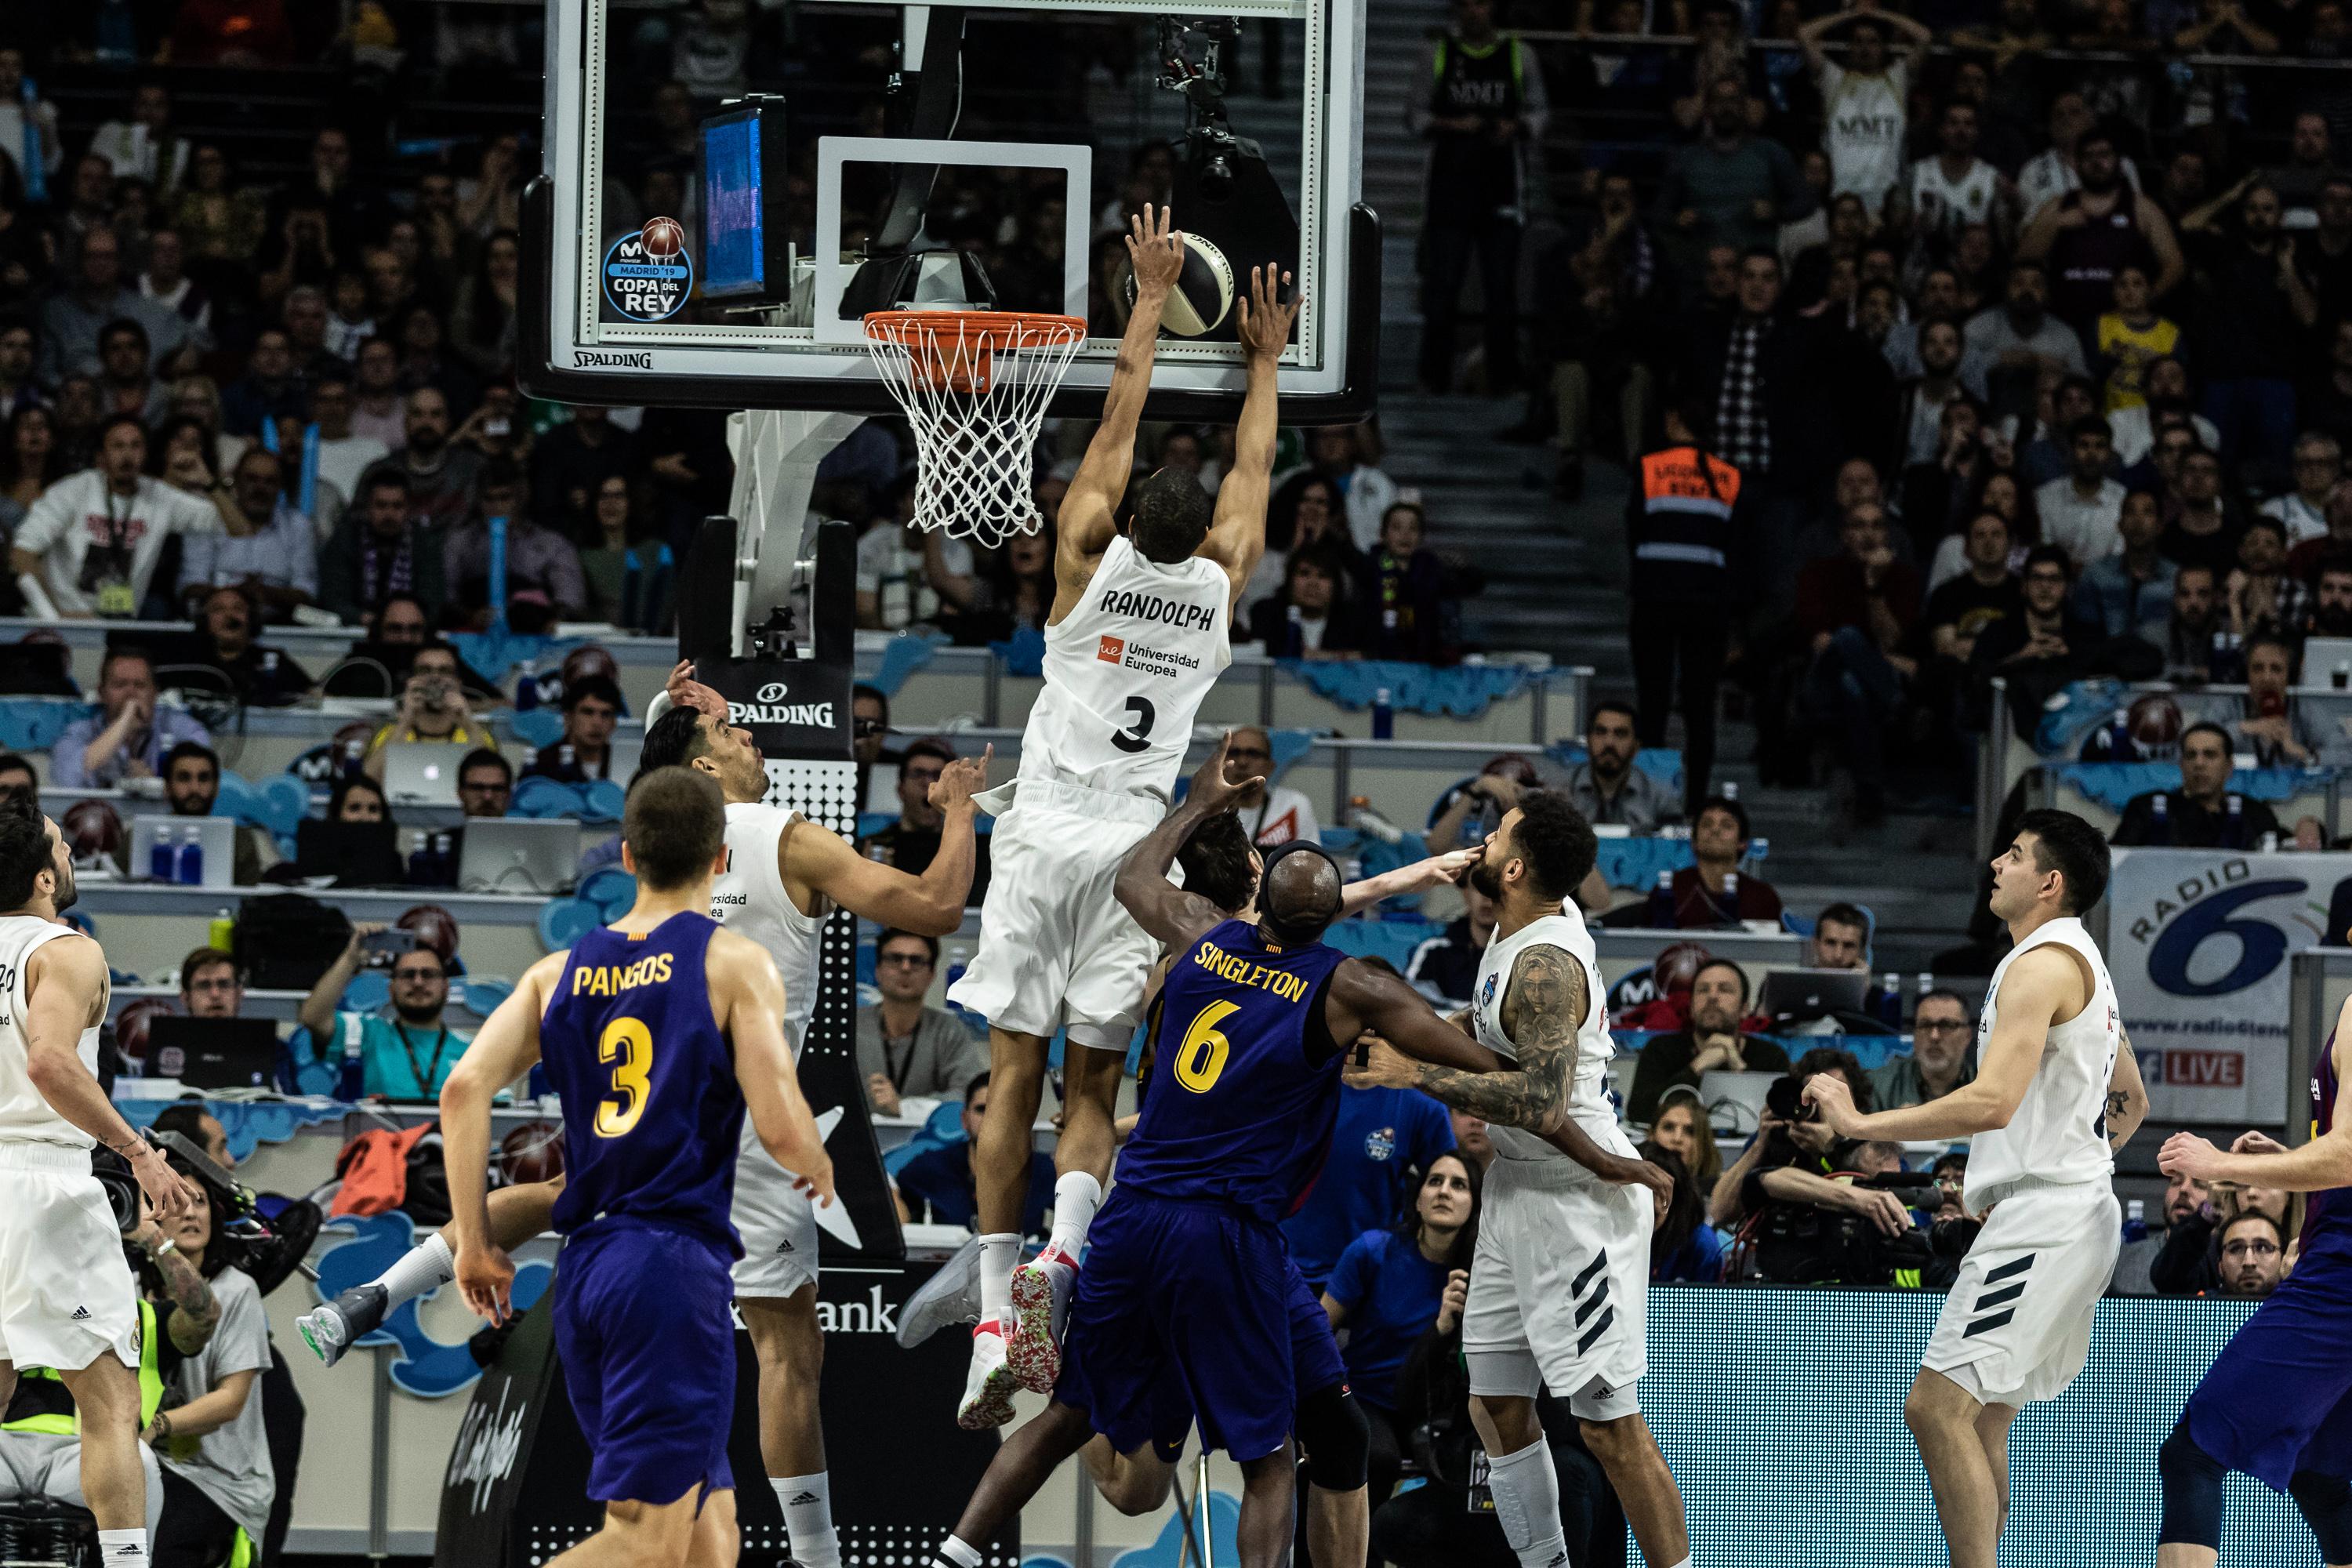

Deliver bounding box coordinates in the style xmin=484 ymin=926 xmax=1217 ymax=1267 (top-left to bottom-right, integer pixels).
xmin=1105 ymin=1488 xmax=1239 ymax=1568
xmin=311 ymin=1213 xmax=551 ymax=1398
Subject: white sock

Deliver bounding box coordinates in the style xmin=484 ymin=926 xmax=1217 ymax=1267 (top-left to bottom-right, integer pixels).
xmin=935 ymin=1533 xmax=984 ymax=1568
xmin=374 ymin=1232 xmax=456 ymax=1308
xmin=98 ymin=1529 xmax=150 ymax=1565
xmin=771 ymin=1473 xmax=840 ymax=1568
xmin=1487 ymin=1437 xmax=1569 ymax=1568
xmin=1047 ymin=1172 xmax=1102 ymax=1257
xmin=978 ymin=1232 xmax=1020 ymax=1330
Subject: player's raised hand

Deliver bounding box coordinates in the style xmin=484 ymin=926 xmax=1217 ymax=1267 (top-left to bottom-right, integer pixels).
xmin=1186 ymin=731 xmax=1262 ymax=814
xmin=2230 ymin=1129 xmax=2290 ymax=1156
xmin=128 ymin=1142 xmax=201 ymax=1230
xmin=1406 ymin=845 xmax=1483 ymax=891
xmin=453 ymin=1235 xmax=517 ymax=1325
xmin=1127 ymin=205 xmax=1185 ymax=300
xmin=2160 ymin=1130 xmax=2226 ymax=1179
xmin=1235 ymin=265 xmax=1300 ymax=364
xmin=664 ymin=659 xmax=728 ymax=721
xmin=931 ymin=745 xmax=992 ymax=811
xmin=1801 ymin=1072 xmax=1862 ymax=1137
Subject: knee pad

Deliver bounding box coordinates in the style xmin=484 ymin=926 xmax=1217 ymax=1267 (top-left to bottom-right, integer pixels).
xmin=2290 ymin=1469 xmax=2352 ymax=1563
xmin=2158 ymin=1419 xmax=2226 ymax=1551
xmin=1296 ymin=1383 xmax=1370 ymax=1493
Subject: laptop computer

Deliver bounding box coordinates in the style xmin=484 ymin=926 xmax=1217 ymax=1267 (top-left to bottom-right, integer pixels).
xmin=603 ymin=736 xmax=643 ymax=784
xmin=2303 ymin=637 xmax=2352 ymax=687
xmin=459 ymin=819 xmax=581 ymax=895
xmin=1696 ymin=1069 xmax=1784 ymax=1136
xmin=1758 ymin=967 xmax=1871 ymax=1021
xmin=292 ymin=819 xmax=406 ymax=888
xmin=147 ymin=1016 xmax=280 ymax=1090
xmin=383 ymin=743 xmax=466 ymax=808
xmin=128 ymin=815 xmax=238 ymax=890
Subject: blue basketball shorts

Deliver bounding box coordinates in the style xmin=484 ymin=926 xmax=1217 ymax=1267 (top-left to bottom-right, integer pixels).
xmin=2182 ymin=1234 xmax=2352 ymax=1492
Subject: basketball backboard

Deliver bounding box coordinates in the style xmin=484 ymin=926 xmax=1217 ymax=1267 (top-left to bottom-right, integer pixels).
xmin=523 ymin=0 xmax=1374 ymax=421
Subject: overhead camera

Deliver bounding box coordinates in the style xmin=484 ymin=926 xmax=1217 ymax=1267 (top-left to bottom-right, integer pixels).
xmin=1156 ymin=18 xmax=1247 ymax=198
xmin=746 ymin=606 xmax=799 ymax=663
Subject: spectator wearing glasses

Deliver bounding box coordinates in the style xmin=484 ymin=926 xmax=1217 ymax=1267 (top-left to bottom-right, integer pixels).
xmin=178 ymin=947 xmax=246 ymax=1019
xmin=891 ymin=1072 xmax=1055 ymax=1236
xmin=456 ymin=749 xmax=513 ymax=819
xmin=1871 ymin=987 xmax=1979 ymax=1109
xmin=1221 ymin=726 xmax=1320 ymax=847
xmin=858 ymin=737 xmax=993 ymax=901
xmin=2215 ymin=1210 xmax=2286 ymax=1299
xmin=296 ymin=926 xmax=471 ymax=1102
xmin=856 ymin=930 xmax=986 ymax=1116
xmin=2151 ymin=1178 xmax=2292 ymax=1298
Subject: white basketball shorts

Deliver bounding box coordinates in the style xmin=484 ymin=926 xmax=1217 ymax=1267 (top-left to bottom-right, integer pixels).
xmin=1922 ymin=1180 xmax=2120 ymax=1407
xmin=1463 ymin=1156 xmax=1651 ymax=1421
xmin=731 ymin=1120 xmax=820 ymax=1299
xmin=0 ymin=1143 xmax=140 ymax=1373
xmin=946 ymin=779 xmax=1167 ymax=1051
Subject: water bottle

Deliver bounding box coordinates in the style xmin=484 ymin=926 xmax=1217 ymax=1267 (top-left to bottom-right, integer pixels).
xmin=209 ymin=908 xmax=234 ymax=952
xmin=2123 ymin=1198 xmax=2148 ymax=1243
xmin=407 ymin=829 xmax=434 ymax=884
xmin=2226 ymin=793 xmax=2244 ymax=848
xmin=1914 ymin=971 xmax=1934 ymax=1020
xmin=149 ymin=826 xmax=176 ymax=883
xmin=2151 ymin=793 xmax=2169 ymax=843
xmin=1722 ymin=781 xmax=1739 ymax=802
xmin=1649 ymin=869 xmax=1675 ymax=929
xmin=1371 ymin=687 xmax=1395 ymax=741
xmin=434 ymin=833 xmax=455 ymax=885
xmin=343 ymin=738 xmax=366 ymax=781
xmin=558 ymin=742 xmax=577 ymax=779
xmin=2259 ymin=830 xmax=2279 ymax=852
xmin=1878 ymin=972 xmax=1903 ymax=1028
xmin=514 ymin=659 xmax=539 ymax=714
xmin=1715 ymin=871 xmax=1740 ymax=924
xmin=1348 ymin=797 xmax=1405 ymax=844
xmin=94 ymin=0 xmax=137 ymax=64
xmin=1747 ymin=835 xmax=1769 ymax=873
xmin=175 ymin=826 xmax=204 ymax=887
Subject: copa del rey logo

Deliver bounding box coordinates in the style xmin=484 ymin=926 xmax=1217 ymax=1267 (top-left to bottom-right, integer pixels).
xmin=728 ymin=680 xmax=836 ymax=728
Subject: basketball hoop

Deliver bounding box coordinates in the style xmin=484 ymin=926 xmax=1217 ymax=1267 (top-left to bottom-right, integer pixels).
xmin=862 ymin=310 xmax=1087 ymax=547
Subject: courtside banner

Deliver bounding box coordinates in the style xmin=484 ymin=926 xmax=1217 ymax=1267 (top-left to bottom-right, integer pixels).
xmin=2106 ymin=847 xmax=2352 ymax=1124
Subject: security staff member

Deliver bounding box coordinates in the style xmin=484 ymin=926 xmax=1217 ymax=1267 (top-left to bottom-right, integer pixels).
xmin=1627 ymin=400 xmax=1743 ymax=812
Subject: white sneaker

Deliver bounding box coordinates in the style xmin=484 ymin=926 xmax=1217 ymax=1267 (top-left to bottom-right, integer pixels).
xmin=1006 ymin=1243 xmax=1078 ymax=1395
xmin=956 ymin=1321 xmax=1018 ymax=1430
xmin=897 ymin=1233 xmax=982 ymax=1349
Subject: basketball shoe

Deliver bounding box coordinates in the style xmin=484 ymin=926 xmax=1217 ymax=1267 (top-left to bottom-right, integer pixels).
xmin=1004 ymin=1242 xmax=1079 ymax=1394
xmin=956 ymin=1321 xmax=1019 ymax=1430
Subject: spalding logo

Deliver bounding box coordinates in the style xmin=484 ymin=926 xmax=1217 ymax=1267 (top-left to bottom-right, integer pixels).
xmin=757 ymin=681 xmax=789 ymax=702
xmin=730 ymin=676 xmax=837 ymax=728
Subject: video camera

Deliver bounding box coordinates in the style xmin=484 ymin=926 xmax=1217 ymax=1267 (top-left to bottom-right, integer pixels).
xmin=90 ymin=1127 xmax=270 ymax=1243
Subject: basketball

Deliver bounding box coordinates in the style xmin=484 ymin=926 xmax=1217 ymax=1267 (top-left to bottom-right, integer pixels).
xmin=1123 ymin=231 xmax=1235 ymax=336
xmin=396 ymin=903 xmax=460 ymax=964
xmin=500 ymin=1120 xmax=567 ymax=1185
xmin=641 ymin=216 xmax=685 ymax=260
xmin=2129 ymin=692 xmax=2184 ymax=751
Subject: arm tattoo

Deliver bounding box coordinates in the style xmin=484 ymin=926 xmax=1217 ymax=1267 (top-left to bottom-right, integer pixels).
xmin=1411 ymin=945 xmax=1584 ymax=1132
xmin=154 ymin=1248 xmax=220 ymax=1355
xmin=2106 ymin=1090 xmax=2131 ymax=1151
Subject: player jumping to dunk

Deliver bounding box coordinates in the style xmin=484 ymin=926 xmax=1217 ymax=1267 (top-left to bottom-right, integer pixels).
xmin=437 ymin=768 xmax=839 ymax=1568
xmin=1805 ymin=809 xmax=2149 ymax=1568
xmin=2154 ymin=1002 xmax=2352 ymax=1568
xmin=944 ymin=206 xmax=1300 ymax=1427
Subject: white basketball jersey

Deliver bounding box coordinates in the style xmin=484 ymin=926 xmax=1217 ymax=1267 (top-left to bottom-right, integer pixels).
xmin=1021 ymin=535 xmax=1232 ymax=803
xmin=1469 ymin=912 xmax=1631 ymax=1165
xmin=0 ymin=916 xmax=105 ymax=1149
xmin=1822 ymin=62 xmax=1908 ymax=209
xmin=1965 ymin=916 xmax=2120 ymax=1214
xmin=710 ymin=801 xmax=825 ymax=1057
xmin=1909 ymin=156 xmax=1999 ymax=240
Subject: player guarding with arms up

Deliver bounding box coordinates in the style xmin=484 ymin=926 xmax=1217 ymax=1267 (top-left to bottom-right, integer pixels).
xmin=438 ymin=768 xmax=838 ymax=1568
xmin=1358 ymin=793 xmax=1689 ymax=1568
xmin=2153 ymin=1003 xmax=2352 ymax=1566
xmin=1805 ymin=809 xmax=2148 ymax=1568
xmin=0 ymin=798 xmax=201 ymax=1568
xmin=944 ymin=205 xmax=1301 ymax=1426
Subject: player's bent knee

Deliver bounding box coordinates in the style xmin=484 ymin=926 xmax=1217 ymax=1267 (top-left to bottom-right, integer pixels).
xmin=1296 ymin=1383 xmax=1370 ymax=1493
xmin=741 ymin=1292 xmax=822 ymax=1371
xmin=2288 ymin=1468 xmax=2352 ymax=1563
xmin=2157 ymin=1420 xmax=2226 ymax=1549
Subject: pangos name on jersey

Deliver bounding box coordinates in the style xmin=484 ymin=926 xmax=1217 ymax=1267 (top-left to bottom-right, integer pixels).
xmin=569 ymin=953 xmax=676 ymax=996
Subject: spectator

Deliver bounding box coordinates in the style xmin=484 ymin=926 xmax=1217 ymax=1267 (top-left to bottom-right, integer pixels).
xmin=2115 ymin=1163 xmax=2209 ymax=1294
xmin=2016 ymin=92 xmax=2139 ymax=220
xmin=1665 ymin=793 xmax=1783 ymax=926
xmin=520 ymin=673 xmax=623 ymax=783
xmin=361 ymin=670 xmax=490 ymax=782
xmin=1427 ymin=755 xmax=1544 ymax=855
xmin=177 ymin=448 xmax=321 ymax=622
xmin=2264 ymin=433 xmax=2345 ymax=545
xmin=856 ymin=930 xmax=986 ymax=1116
xmin=12 ymin=415 xmax=243 ymax=619
xmin=1799 ymin=6 xmax=1929 ymax=219
xmin=2034 ymin=415 xmax=2127 ymax=567
xmin=321 ymin=470 xmax=448 ymax=627
xmin=1404 ymin=877 xmax=1497 ymax=1009
xmin=456 ymin=748 xmax=514 ymax=821
xmin=364 ymin=388 xmax=483 ymax=537
xmin=853 ymin=493 xmax=972 ymax=632
xmin=51 ymin=647 xmax=212 ymax=788
xmin=184 ymin=583 xmax=314 ymax=708
xmin=891 ymin=1072 xmax=1055 ymax=1235
xmin=1357 ymin=501 xmax=1450 ymax=663
xmin=2151 ymin=1178 xmax=2291 ymax=1296
xmin=162 ymin=741 xmax=278 ymax=884
xmin=280 ymin=775 xmax=408 ymax=890
xmin=2074 ymin=488 xmax=2175 ymax=641
xmin=0 ymin=48 xmax=62 ymax=189
xmin=296 ymin=926 xmax=472 ymax=1101
xmin=1716 ymin=1054 xmax=1916 ymax=1279
xmin=2154 ymin=562 xmax=2225 ymax=681
xmin=1657 ymin=75 xmax=1814 ymax=264
xmin=1557 ymin=699 xmax=1681 ymax=833
xmin=1808 ymin=902 xmax=1871 ymax=971
xmin=0 ymin=753 xmax=34 ymax=804
xmin=2018 ymin=128 xmax=2185 ymax=336
xmin=172 ymin=0 xmax=298 ymax=65
xmin=2227 ymin=516 xmax=2309 ymax=643
xmin=1966 ymin=545 xmax=2108 ymax=728
xmin=218 ymin=328 xmax=307 ymax=441
xmin=1892 ymin=320 xmax=1971 ymax=473
xmin=39 ymin=229 xmax=187 ymax=384
xmin=851 ymin=684 xmax=896 ymax=814
xmin=0 ymin=404 xmax=60 ymax=540
xmin=2111 ymin=720 xmax=2282 ymax=846
xmin=1283 ymin=1060 xmax=1457 ymax=1292
xmin=448 ymin=230 xmax=520 ymax=382
xmin=0 ymin=322 xmax=38 ymax=426
xmin=93 ymin=318 xmax=168 ymax=427
xmin=1647 ymin=1083 xmax=1723 ymax=1194
xmin=2235 ymin=634 xmax=2323 ymax=766
xmin=2310 ymin=553 xmax=2352 ymax=642
xmin=1921 ymin=510 xmax=2024 ymax=677
xmin=2215 ymin=1210 xmax=2286 ymax=1298
xmin=2185 ymin=180 xmax=2321 ymax=478
xmin=1321 ymin=1152 xmax=1481 ymax=1506
xmin=1410 ymin=0 xmax=1548 ymax=394
xmin=1628 ymin=957 xmax=1789 ymax=1121
xmin=178 ymin=946 xmax=245 ymax=1019
xmin=1277 ymin=426 xmax=1400 ymax=556
xmin=442 ymin=461 xmax=588 ymax=625
xmin=579 ymin=475 xmax=672 ymax=632
xmin=858 ymin=738 xmax=993 ymax=899
xmin=348 ymin=339 xmax=408 ymax=452
xmin=1796 ymin=502 xmax=1920 ymax=826
xmin=1904 ymin=99 xmax=2018 ymax=268
xmin=169 ymin=144 xmax=268 ymax=280
xmin=530 ymin=404 xmax=637 ymax=545
xmin=323 ymin=270 xmax=376 ymax=363
xmin=1245 ymin=543 xmax=1367 ymax=659
xmin=1626 ymin=403 xmax=1740 ymax=808
xmin=1642 ymin=1140 xmax=1726 ymax=1283
xmin=1962 ymin=262 xmax=2087 ymax=422
xmin=2094 ymin=265 xmax=2180 ymax=419
xmin=1871 ymin=988 xmax=1979 ymax=1108
xmin=1221 ymin=726 xmax=1320 ymax=846
xmin=305 ymin=369 xmax=390 ymax=510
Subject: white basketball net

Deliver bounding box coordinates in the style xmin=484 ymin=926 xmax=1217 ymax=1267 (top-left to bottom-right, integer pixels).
xmin=862 ymin=311 xmax=1087 ymax=548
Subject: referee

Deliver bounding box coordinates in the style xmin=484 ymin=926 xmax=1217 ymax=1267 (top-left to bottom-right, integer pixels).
xmin=1626 ymin=399 xmax=1743 ymax=813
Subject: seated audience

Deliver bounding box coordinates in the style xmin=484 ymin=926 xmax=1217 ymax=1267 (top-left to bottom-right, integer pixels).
xmin=2111 ymin=721 xmax=2282 ymax=848
xmin=185 ymin=583 xmax=314 ymax=707
xmin=2215 ymin=1210 xmax=2286 ymax=1299
xmin=2115 ymin=1163 xmax=2209 ymax=1294
xmin=521 ymin=673 xmax=625 ymax=782
xmin=1628 ymin=958 xmax=1789 ymax=1122
xmin=321 ymin=470 xmax=449 ymax=628
xmin=1871 ymin=988 xmax=1979 ymax=1109
xmin=856 ymin=930 xmax=986 ymax=1115
xmin=1662 ymin=796 xmax=1784 ymax=927
xmin=362 ymin=670 xmax=490 ymax=782
xmin=1222 ymin=726 xmax=1320 ymax=846
xmin=441 ymin=460 xmax=587 ymax=626
xmin=1796 ymin=503 xmax=1921 ymax=826
xmin=179 ymin=946 xmax=247 ymax=1019
xmin=2071 ymin=487 xmax=2173 ymax=641
xmin=52 ymin=648 xmax=212 ymax=788
xmin=1555 ymin=700 xmax=1679 ymax=833
xmin=2150 ymin=1175 xmax=2290 ymax=1297
xmin=892 ymin=1073 xmax=1055 ymax=1235
xmin=1647 ymin=1084 xmax=1722 ymax=1196
xmin=0 ymin=755 xmax=31 ymax=804
xmin=176 ymin=447 xmax=319 ymax=621
xmin=1244 ymin=543 xmax=1368 ymax=659
xmin=1282 ymin=1050 xmax=1457 ymax=1292
xmin=858 ymin=739 xmax=993 ymax=902
xmin=162 ymin=742 xmax=278 ymax=884
xmin=12 ymin=416 xmax=238 ymax=617
xmin=2235 ymin=633 xmax=2324 ymax=767
xmin=1404 ymin=879 xmax=1496 ymax=1010
xmin=1356 ymin=500 xmax=1450 ymax=663
xmin=296 ymin=924 xmax=471 ymax=1100
xmin=1809 ymin=902 xmax=1871 ymax=971
xmin=1642 ymin=1140 xmax=1726 ymax=1283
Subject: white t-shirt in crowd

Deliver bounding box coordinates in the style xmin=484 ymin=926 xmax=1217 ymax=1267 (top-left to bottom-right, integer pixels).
xmin=1239 ymin=784 xmax=1322 ymax=847
xmin=14 ymin=471 xmax=223 ymax=615
xmin=161 ymin=1266 xmax=275 ymax=1541
xmin=2034 ymin=475 xmax=2128 ymax=568
xmin=1819 ymin=60 xmax=1910 ymax=213
xmin=2261 ymin=491 xmax=2332 ymax=546
xmin=314 ymin=434 xmax=392 ymax=512
xmin=855 ymin=522 xmax=973 ymax=628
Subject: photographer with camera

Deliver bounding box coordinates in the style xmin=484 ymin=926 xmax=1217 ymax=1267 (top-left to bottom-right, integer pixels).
xmin=1708 ymin=1047 xmax=1922 ymax=1283
xmin=0 ymin=799 xmax=202 ymax=1568
xmin=359 ymin=670 xmax=488 ymax=784
xmin=297 ymin=924 xmax=470 ymax=1102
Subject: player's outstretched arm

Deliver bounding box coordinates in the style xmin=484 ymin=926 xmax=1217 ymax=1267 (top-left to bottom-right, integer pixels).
xmin=713 ymin=931 xmax=836 ymax=1209
xmin=2105 ymin=1028 xmax=2150 ymax=1152
xmin=1054 ymin=205 xmax=1185 ymax=607
xmin=1340 ymin=847 xmax=1480 ymax=918
xmin=442 ymin=952 xmax=564 ymax=1323
xmin=2161 ymin=1005 xmax=2352 ymax=1192
xmin=792 ymin=747 xmax=991 ymax=936
xmin=1199 ymin=264 xmax=1301 ymax=605
xmin=1116 ymin=733 xmax=1261 ymax=947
